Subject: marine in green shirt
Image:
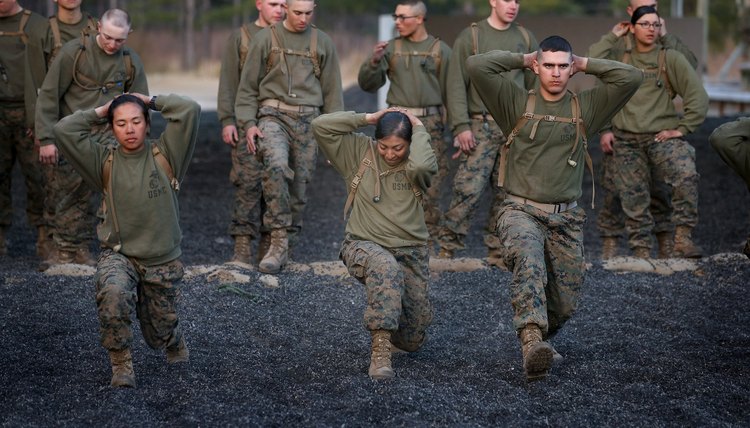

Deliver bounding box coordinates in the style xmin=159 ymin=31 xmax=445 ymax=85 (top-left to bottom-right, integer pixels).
xmin=589 ymin=6 xmax=708 ymax=259
xmin=235 ymin=0 xmax=344 ymax=275
xmin=357 ymin=0 xmax=451 ymax=250
xmin=217 ymin=0 xmax=285 ymax=266
xmin=54 ymin=92 xmax=199 ymax=389
xmin=588 ymin=0 xmax=699 ymax=260
xmin=35 ymin=8 xmax=149 ymax=269
xmin=438 ymin=0 xmax=538 ymax=265
xmin=312 ymin=108 xmax=437 ymax=381
xmin=0 ymin=1 xmax=48 ymax=257
xmin=467 ymin=36 xmax=641 ymax=381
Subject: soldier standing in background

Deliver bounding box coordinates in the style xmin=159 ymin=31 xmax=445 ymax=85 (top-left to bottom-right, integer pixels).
xmin=438 ymin=0 xmax=537 ymax=265
xmin=34 ymin=0 xmax=98 ymax=266
xmin=35 ymin=8 xmax=148 ymax=269
xmin=0 ymin=0 xmax=48 ymax=257
xmin=218 ymin=0 xmax=286 ymax=266
xmin=357 ymin=0 xmax=451 ymax=252
xmin=235 ymin=0 xmax=344 ymax=274
xmin=589 ymin=0 xmax=699 ymax=260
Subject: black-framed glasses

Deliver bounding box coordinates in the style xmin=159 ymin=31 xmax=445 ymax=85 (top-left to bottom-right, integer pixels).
xmin=392 ymin=14 xmax=418 ymax=22
xmin=636 ymin=21 xmax=662 ymax=29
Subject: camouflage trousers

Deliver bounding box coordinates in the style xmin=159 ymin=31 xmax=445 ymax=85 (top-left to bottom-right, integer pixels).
xmin=596 ymin=152 xmax=672 ymax=238
xmin=0 ymin=105 xmax=43 ymax=228
xmin=613 ymin=130 xmax=699 ymax=250
xmin=43 ymin=156 xmax=97 ymax=251
xmin=228 ymin=134 xmax=264 ymax=239
xmin=340 ymin=235 xmax=433 ymax=352
xmin=496 ymin=202 xmax=585 ymax=338
xmin=420 ymin=112 xmax=450 ymax=239
xmin=256 ymin=106 xmax=319 ymax=244
xmin=439 ymin=117 xmax=505 ymax=253
xmin=94 ymin=249 xmax=184 ymax=352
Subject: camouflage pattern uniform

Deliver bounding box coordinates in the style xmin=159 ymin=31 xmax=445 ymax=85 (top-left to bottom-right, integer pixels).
xmin=95 ymin=249 xmax=184 ymax=351
xmin=313 ymin=111 xmax=438 ymax=350
xmin=341 ymin=238 xmax=432 ymax=351
xmin=588 ymin=34 xmax=708 ymax=252
xmin=467 ymin=51 xmax=641 ymax=336
xmin=235 ymin=24 xmax=344 ymax=244
xmin=357 ymin=35 xmax=451 ymax=242
xmin=440 ymin=20 xmax=537 ymax=255
xmin=218 ymin=23 xmax=264 ymax=241
xmin=0 ymin=9 xmax=48 ymax=247
xmin=588 ymin=30 xmax=699 ymax=243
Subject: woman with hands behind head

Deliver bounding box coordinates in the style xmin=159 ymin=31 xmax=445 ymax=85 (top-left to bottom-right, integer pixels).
xmin=312 ymin=107 xmax=437 ymax=380
xmin=53 ymin=92 xmax=200 ymax=388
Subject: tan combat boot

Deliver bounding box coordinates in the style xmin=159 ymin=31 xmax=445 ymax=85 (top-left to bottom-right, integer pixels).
xmin=437 ymin=247 xmax=453 ymax=259
xmin=57 ymin=248 xmax=76 ymax=264
xmin=74 ymin=247 xmax=97 ymax=266
xmin=673 ymin=226 xmax=703 ymax=258
xmin=601 ymin=237 xmax=618 ymax=260
xmin=36 ymin=225 xmax=54 ymax=259
xmin=519 ymin=323 xmax=553 ymax=381
xmin=369 ymin=330 xmax=395 ymax=380
xmin=166 ymin=337 xmax=189 ymax=364
xmin=256 ymin=232 xmax=271 ymax=264
xmin=633 ymin=247 xmax=650 ymax=259
xmin=109 ymin=348 xmax=136 ymax=387
xmin=258 ymin=229 xmax=288 ymax=274
xmin=230 ymin=235 xmax=253 ymax=265
xmin=655 ymin=231 xmax=674 ymax=259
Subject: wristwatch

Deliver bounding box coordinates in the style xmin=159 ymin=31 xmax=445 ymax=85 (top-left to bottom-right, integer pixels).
xmin=148 ymin=96 xmax=157 ymax=110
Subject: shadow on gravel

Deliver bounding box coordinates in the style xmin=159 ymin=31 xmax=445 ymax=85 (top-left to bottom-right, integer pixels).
xmin=1 ymin=87 xmax=749 ymax=426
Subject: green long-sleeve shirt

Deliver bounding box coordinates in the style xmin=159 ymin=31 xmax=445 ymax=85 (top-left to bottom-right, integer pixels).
xmin=467 ymin=51 xmax=642 ymax=203
xmin=35 ymin=32 xmax=149 ymax=146
xmin=0 ymin=9 xmax=48 ymax=126
xmin=588 ymin=34 xmax=708 ymax=135
xmin=313 ymin=111 xmax=437 ymax=248
xmin=447 ymin=20 xmax=537 ymax=135
xmin=709 ymin=117 xmax=750 ymax=188
xmin=235 ymin=23 xmax=344 ymax=131
xmin=217 ymin=23 xmax=262 ymax=128
xmin=357 ymin=35 xmax=451 ymax=109
xmin=586 ymin=31 xmax=698 ymax=70
xmin=53 ymin=94 xmax=200 ymax=266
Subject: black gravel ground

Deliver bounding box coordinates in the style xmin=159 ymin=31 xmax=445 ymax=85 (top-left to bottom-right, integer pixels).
xmin=1 ymin=88 xmax=749 ymax=426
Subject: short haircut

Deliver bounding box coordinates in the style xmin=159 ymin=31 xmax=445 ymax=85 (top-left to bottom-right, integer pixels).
xmin=101 ymin=9 xmax=131 ymax=28
xmin=375 ymin=112 xmax=412 ymax=143
xmin=538 ymin=35 xmax=573 ymax=57
xmin=631 ymin=5 xmax=658 ymax=25
xmin=107 ymin=94 xmax=150 ymax=128
xmin=397 ymin=0 xmax=427 ymax=16
xmin=286 ymin=0 xmax=314 ymax=6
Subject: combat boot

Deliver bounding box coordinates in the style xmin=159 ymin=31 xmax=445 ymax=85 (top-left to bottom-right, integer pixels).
xmin=656 ymin=231 xmax=674 ymax=259
xmin=673 ymin=226 xmax=703 ymax=258
xmin=0 ymin=227 xmax=7 ymax=256
xmin=601 ymin=237 xmax=618 ymax=260
xmin=230 ymin=235 xmax=253 ymax=265
xmin=437 ymin=247 xmax=453 ymax=259
xmin=369 ymin=329 xmax=395 ymax=380
xmin=633 ymin=247 xmax=650 ymax=259
xmin=258 ymin=229 xmax=288 ymax=274
xmin=256 ymin=232 xmax=271 ymax=264
xmin=166 ymin=337 xmax=189 ymax=364
xmin=74 ymin=247 xmax=97 ymax=266
xmin=36 ymin=226 xmax=54 ymax=259
xmin=109 ymin=348 xmax=136 ymax=388
xmin=519 ymin=323 xmax=553 ymax=381
xmin=57 ymin=249 xmax=76 ymax=264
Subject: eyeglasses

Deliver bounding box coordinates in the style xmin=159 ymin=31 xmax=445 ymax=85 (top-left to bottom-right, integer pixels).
xmin=392 ymin=14 xmax=418 ymax=22
xmin=635 ymin=21 xmax=662 ymax=29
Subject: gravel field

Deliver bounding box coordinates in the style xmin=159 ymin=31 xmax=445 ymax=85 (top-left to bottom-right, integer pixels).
xmin=1 ymin=88 xmax=749 ymax=426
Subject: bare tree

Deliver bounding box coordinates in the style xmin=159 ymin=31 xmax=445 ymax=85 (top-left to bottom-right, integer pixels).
xmin=183 ymin=0 xmax=196 ymax=70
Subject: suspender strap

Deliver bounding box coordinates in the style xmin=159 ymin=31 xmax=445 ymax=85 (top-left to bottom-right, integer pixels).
xmin=239 ymin=24 xmax=252 ymax=71
xmin=266 ymin=24 xmax=321 ymax=78
xmin=388 ymin=36 xmax=442 ymax=78
xmin=342 ymin=140 xmax=424 ymax=220
xmin=151 ymin=144 xmax=179 ymax=191
xmin=0 ymin=9 xmax=30 ymax=44
xmin=497 ymin=90 xmax=537 ymax=188
xmin=101 ymin=150 xmax=122 ymax=252
xmin=72 ymin=33 xmax=135 ymax=93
